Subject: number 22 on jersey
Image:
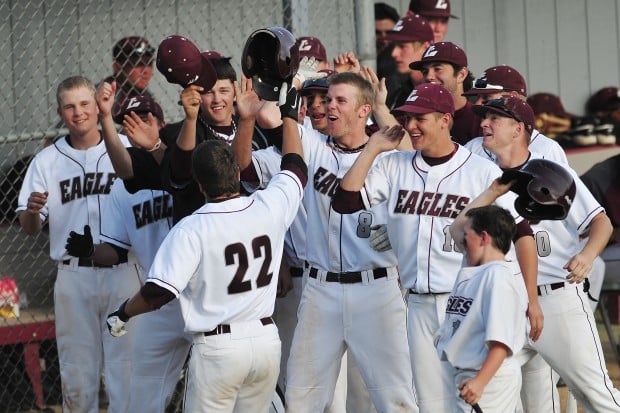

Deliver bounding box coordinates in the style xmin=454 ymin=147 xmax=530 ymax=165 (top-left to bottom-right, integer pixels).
xmin=225 ymin=235 xmax=273 ymax=294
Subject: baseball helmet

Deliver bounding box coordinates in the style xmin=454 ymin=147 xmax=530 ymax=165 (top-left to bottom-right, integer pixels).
xmin=500 ymin=159 xmax=576 ymax=221
xmin=242 ymin=26 xmax=300 ymax=101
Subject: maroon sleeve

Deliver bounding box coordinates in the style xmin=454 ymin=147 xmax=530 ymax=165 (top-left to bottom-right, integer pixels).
xmin=513 ymin=219 xmax=534 ymax=241
xmin=140 ymin=282 xmax=176 ymax=310
xmin=240 ymin=162 xmax=259 ymax=183
xmin=281 ymin=153 xmax=308 ymax=188
xmin=332 ymin=185 xmax=365 ymax=213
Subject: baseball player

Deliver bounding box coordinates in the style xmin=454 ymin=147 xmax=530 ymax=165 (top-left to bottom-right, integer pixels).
xmin=105 ymin=89 xmax=307 ymax=412
xmin=244 ymin=72 xmax=417 ymax=412
xmin=332 ymin=83 xmax=539 ymax=412
xmin=435 ymin=205 xmax=528 ymax=412
xmin=16 ymin=76 xmax=141 ymax=413
xmin=463 ymin=65 xmax=568 ymax=165
xmin=66 ymin=89 xmax=190 ymax=413
xmin=235 ymin=74 xmax=370 ymax=413
xmin=471 ymin=96 xmax=620 ymax=412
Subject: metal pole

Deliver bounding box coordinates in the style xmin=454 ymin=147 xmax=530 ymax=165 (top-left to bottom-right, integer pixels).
xmin=354 ymin=0 xmax=376 ymax=71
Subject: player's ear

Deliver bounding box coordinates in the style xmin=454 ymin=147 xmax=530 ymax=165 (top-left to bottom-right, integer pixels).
xmin=112 ymin=61 xmax=121 ymax=74
xmin=358 ymin=103 xmax=372 ymax=119
xmin=456 ymin=67 xmax=468 ymax=83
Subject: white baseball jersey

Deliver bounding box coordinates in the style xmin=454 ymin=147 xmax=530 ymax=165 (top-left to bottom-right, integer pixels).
xmin=525 ymin=154 xmax=605 ymax=285
xmin=297 ymin=124 xmax=396 ymax=272
xmin=247 ymin=145 xmax=308 ymax=266
xmin=465 ymin=129 xmax=568 ymax=165
xmin=435 ymin=260 xmax=528 ymax=370
xmin=16 ymin=135 xmax=130 ymax=260
xmin=360 ymin=145 xmax=523 ymax=293
xmin=147 ymin=168 xmax=304 ymax=334
xmin=100 ymin=179 xmax=173 ymax=275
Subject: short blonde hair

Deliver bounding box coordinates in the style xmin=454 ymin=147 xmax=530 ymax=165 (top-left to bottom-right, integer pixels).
xmin=56 ymin=76 xmax=96 ymax=107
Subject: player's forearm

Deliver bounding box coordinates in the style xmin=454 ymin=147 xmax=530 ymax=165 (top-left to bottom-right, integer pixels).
xmin=91 ymin=243 xmax=121 ymax=266
xmin=256 ymin=101 xmax=282 ymax=129
xmin=231 ymin=115 xmax=256 ymax=170
xmin=340 ymin=147 xmax=380 ymax=191
xmin=176 ymin=117 xmax=198 ymax=151
xmin=515 ymin=235 xmax=539 ymax=301
xmin=373 ymin=103 xmax=398 ymax=128
xmin=476 ymin=342 xmax=510 ymax=386
xmin=123 ymin=290 xmax=155 ymax=318
xmin=281 ymin=118 xmax=303 ymax=158
xmin=581 ymin=212 xmax=614 ymax=260
xmin=18 ymin=212 xmax=42 ymax=235
xmin=101 ymin=114 xmax=133 ymax=179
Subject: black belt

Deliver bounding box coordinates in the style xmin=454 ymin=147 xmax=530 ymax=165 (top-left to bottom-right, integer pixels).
xmin=290 ymin=267 xmax=304 ymax=278
xmin=62 ymin=257 xmax=127 ymax=268
xmin=308 ymin=267 xmax=388 ymax=284
xmin=203 ymin=317 xmax=274 ymax=337
xmin=408 ymin=289 xmax=446 ymax=295
xmin=537 ymin=282 xmax=565 ymax=296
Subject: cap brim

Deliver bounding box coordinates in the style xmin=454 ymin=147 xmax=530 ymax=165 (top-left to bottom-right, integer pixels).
xmin=299 ymin=86 xmax=328 ymax=96
xmin=419 ymin=12 xmax=459 ymax=19
xmin=393 ymin=104 xmax=435 ymax=114
xmin=384 ymin=33 xmax=430 ymax=44
xmin=463 ymin=87 xmax=504 ymax=96
xmin=471 ymin=104 xmax=512 ymax=119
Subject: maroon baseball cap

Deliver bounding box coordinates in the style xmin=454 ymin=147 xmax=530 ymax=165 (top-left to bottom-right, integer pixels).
xmin=299 ymin=70 xmax=335 ymax=96
xmin=113 ymin=36 xmax=155 ymax=65
xmin=463 ymin=65 xmax=527 ymax=97
xmin=409 ymin=42 xmax=467 ymax=70
xmin=384 ymin=14 xmax=434 ymax=43
xmin=394 ymin=83 xmax=455 ymax=115
xmin=113 ymin=95 xmax=164 ymax=125
xmin=526 ymin=93 xmax=574 ymax=118
xmin=408 ymin=0 xmax=459 ymax=19
xmin=297 ymin=36 xmax=327 ymax=61
xmin=156 ymin=35 xmax=217 ymax=91
xmin=472 ymin=96 xmax=535 ymax=134
xmin=587 ymin=86 xmax=620 ymax=114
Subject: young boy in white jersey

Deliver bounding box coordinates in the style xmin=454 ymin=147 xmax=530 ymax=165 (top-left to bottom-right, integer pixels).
xmin=435 ymin=205 xmax=528 ymax=412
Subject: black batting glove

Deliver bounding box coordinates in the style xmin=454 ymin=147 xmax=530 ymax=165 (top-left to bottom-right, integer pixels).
xmin=65 ymin=225 xmax=94 ymax=258
xmin=278 ymin=83 xmax=301 ymax=122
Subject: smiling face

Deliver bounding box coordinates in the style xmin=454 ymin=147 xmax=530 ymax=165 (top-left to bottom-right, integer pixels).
xmin=306 ymin=92 xmax=329 ymax=134
xmin=57 ymin=86 xmax=100 ymax=138
xmin=403 ymin=111 xmax=452 ymax=155
xmin=200 ymin=79 xmax=235 ymax=126
xmin=421 ymin=62 xmax=464 ymax=95
xmin=326 ymin=83 xmax=369 ymax=141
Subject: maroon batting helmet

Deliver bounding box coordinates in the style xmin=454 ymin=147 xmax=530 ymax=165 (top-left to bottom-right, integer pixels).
xmin=501 ymin=159 xmax=576 ymax=221
xmin=242 ymin=26 xmax=300 ymax=101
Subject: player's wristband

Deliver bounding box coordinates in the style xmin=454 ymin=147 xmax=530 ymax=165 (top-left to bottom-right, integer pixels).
xmin=117 ymin=299 xmax=131 ymax=322
xmin=147 ymin=138 xmax=162 ymax=152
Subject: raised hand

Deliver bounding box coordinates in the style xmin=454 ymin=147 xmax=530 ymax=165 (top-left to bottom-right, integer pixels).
xmin=180 ymin=85 xmax=203 ymax=121
xmin=333 ymin=51 xmax=361 ymax=73
xmin=235 ymin=76 xmax=263 ymax=121
xmin=96 ymin=81 xmax=117 ymax=117
xmin=123 ymin=112 xmax=161 ymax=150
xmin=368 ymin=125 xmax=405 ymax=152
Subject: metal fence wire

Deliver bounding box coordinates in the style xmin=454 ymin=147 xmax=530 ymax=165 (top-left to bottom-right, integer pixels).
xmin=0 ymin=0 xmax=362 ymax=411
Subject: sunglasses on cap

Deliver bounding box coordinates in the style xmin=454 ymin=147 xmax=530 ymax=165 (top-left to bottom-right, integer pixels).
xmin=473 ymin=77 xmax=505 ymax=90
xmin=484 ymin=98 xmax=524 ymax=122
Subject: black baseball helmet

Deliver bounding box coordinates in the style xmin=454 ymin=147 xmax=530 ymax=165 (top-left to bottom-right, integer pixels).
xmin=500 ymin=159 xmax=576 ymax=221
xmin=242 ymin=26 xmax=300 ymax=101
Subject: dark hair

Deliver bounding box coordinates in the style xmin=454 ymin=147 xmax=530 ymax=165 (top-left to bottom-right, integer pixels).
xmin=375 ymin=2 xmax=400 ymax=23
xmin=211 ymin=58 xmax=237 ymax=83
xmin=191 ymin=140 xmax=240 ymax=198
xmin=466 ymin=205 xmax=515 ymax=254
xmin=449 ymin=64 xmax=475 ymax=92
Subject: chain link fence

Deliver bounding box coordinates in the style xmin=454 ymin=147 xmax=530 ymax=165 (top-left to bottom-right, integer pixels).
xmin=0 ymin=0 xmax=365 ymax=411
